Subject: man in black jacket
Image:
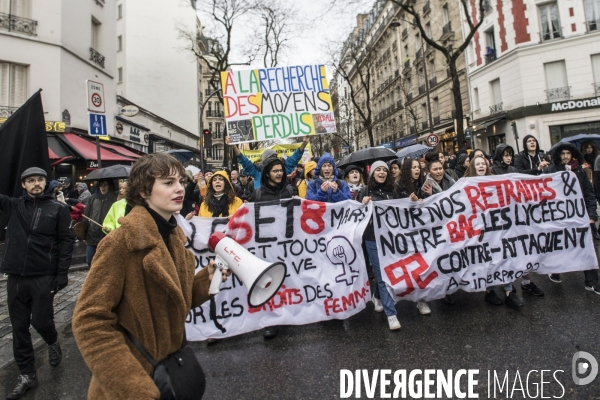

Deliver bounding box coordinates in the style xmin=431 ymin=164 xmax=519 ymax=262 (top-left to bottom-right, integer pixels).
xmin=514 ymin=135 xmax=549 ymax=175
xmin=491 ymin=144 xmax=519 ymax=175
xmin=0 ymin=167 xmax=74 ymax=399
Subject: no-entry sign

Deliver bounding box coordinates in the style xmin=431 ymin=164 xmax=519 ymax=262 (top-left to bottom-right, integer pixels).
xmin=86 ymin=80 xmax=105 ymax=113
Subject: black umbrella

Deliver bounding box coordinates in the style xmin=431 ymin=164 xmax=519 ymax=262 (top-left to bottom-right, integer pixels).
xmin=83 ymin=164 xmax=131 ymax=181
xmin=337 ymin=147 xmax=398 ymax=168
xmin=163 ymin=149 xmax=195 ymax=163
xmin=548 ymin=133 xmax=600 ymax=154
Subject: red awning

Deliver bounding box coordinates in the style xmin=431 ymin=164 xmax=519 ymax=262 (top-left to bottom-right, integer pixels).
xmin=48 ymin=135 xmax=76 ymax=160
xmin=56 ymin=133 xmax=137 ymax=162
xmin=99 ymin=141 xmax=142 ymax=159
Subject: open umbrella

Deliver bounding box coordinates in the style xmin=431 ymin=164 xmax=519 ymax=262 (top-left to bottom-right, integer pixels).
xmin=163 ymin=149 xmax=196 ymax=163
xmin=548 ymin=133 xmax=600 ymax=154
xmin=83 ymin=164 xmax=131 ymax=181
xmin=337 ymin=147 xmax=397 ymax=169
xmin=396 ymin=144 xmax=432 ymax=160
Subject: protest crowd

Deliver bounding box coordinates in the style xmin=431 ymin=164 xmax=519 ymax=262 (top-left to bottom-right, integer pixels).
xmin=0 ymin=132 xmax=599 ymax=399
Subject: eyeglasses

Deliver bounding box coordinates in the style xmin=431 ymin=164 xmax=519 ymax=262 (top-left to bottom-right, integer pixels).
xmin=25 ymin=177 xmax=46 ymax=184
xmin=271 ymin=169 xmax=284 ymax=174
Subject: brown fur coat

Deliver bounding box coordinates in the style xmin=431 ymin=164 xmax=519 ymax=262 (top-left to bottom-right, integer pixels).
xmin=73 ymin=206 xmax=210 ymax=399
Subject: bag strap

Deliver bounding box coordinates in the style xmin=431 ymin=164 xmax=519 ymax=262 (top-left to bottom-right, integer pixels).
xmin=121 ymin=327 xmax=157 ymax=367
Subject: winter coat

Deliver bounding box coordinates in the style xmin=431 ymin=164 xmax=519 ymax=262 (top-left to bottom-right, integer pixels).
xmin=76 ymin=183 xmax=92 ymax=205
xmin=250 ymin=158 xmax=294 ymax=202
xmin=0 ymin=191 xmax=74 ymax=276
xmin=422 ymin=173 xmax=455 ymax=198
xmin=72 ymin=206 xmax=211 ymax=400
xmin=297 ymin=161 xmax=317 ymax=199
xmin=62 ymin=178 xmax=79 ymax=200
xmin=356 ymin=184 xmax=399 ymax=241
xmin=239 ymin=148 xmax=304 ymax=189
xmin=306 ymin=153 xmax=352 ymax=203
xmin=82 ymin=191 xmax=118 ymax=245
xmin=544 ymin=142 xmax=598 ymax=221
xmin=514 ymin=135 xmax=546 ymax=175
xmin=491 ymin=143 xmax=518 ymax=175
xmin=198 ymin=171 xmax=244 ymax=217
xmin=238 ymin=178 xmax=255 ymax=201
xmin=397 ymin=179 xmax=422 ymax=199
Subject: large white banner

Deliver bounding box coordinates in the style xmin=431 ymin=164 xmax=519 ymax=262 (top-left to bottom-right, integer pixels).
xmin=373 ymin=172 xmax=598 ymax=302
xmin=178 ymin=199 xmax=372 ymax=340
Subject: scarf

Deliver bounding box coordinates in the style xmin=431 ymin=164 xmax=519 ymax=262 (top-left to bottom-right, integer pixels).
xmin=207 ymin=192 xmax=230 ymax=217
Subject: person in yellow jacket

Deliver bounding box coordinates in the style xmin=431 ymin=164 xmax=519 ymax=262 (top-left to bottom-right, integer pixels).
xmin=197 ymin=170 xmax=243 ymax=217
xmin=297 ymin=161 xmax=317 ymax=199
xmin=102 ymin=198 xmax=128 ymax=233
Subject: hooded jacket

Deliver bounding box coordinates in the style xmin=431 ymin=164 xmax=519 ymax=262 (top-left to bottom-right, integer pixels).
xmin=0 ymin=189 xmax=74 ymax=276
xmin=238 ymin=147 xmax=304 ymax=189
xmin=343 ymin=164 xmax=364 ymax=201
xmin=250 ymin=157 xmax=294 ymax=202
xmin=297 ymin=161 xmax=317 ymax=199
xmin=454 ymin=154 xmax=470 ymax=178
xmin=544 ymin=142 xmax=597 ymax=220
xmin=198 ymin=171 xmax=244 ymax=217
xmin=76 ymin=182 xmax=92 ymax=205
xmin=82 ymin=188 xmax=118 ymax=246
xmin=491 ymin=144 xmax=518 ymax=175
xmin=306 ymin=153 xmax=352 ymax=203
xmin=514 ymin=135 xmax=546 ymax=175
xmin=62 ymin=178 xmax=79 ymax=199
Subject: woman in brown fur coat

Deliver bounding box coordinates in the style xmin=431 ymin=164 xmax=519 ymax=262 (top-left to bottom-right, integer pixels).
xmin=73 ymin=154 xmax=228 ymax=399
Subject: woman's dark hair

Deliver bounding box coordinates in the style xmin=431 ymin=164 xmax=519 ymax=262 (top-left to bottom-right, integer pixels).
xmin=367 ymin=165 xmax=395 ymax=191
xmin=470 ymin=148 xmax=487 ymax=160
xmin=126 ymin=153 xmax=186 ymax=207
xmin=427 ymin=160 xmax=444 ymax=171
xmin=397 ymin=157 xmax=421 ymax=193
xmin=581 ymin=141 xmax=599 ymax=157
xmin=205 ymin=172 xmax=235 ymax=213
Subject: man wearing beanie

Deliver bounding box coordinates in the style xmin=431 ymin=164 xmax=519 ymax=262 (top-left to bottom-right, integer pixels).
xmin=0 ymin=167 xmax=74 ymax=399
xmin=226 ymin=135 xmax=311 ymax=189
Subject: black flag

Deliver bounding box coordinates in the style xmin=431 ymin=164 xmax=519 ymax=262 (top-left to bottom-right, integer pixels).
xmin=0 ymin=89 xmax=50 ymax=229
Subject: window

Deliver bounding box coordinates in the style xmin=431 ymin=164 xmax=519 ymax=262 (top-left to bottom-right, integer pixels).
xmin=490 ymin=78 xmax=502 ymax=106
xmin=91 ymin=18 xmax=102 ymax=50
xmin=117 ymin=35 xmax=122 ymax=51
xmin=442 ymin=4 xmax=450 ymax=24
xmin=415 ymin=34 xmax=420 ymax=53
xmin=428 ymin=59 xmax=436 ymax=80
xmin=425 ymin=23 xmax=432 ymax=39
xmin=117 ymin=4 xmax=122 ymax=19
xmin=0 ymin=0 xmax=31 ymax=18
xmin=539 ymin=2 xmax=561 ymax=41
xmin=473 ymin=87 xmax=480 ymax=111
xmin=117 ymin=67 xmax=123 ymax=83
xmin=592 ymin=54 xmax=600 ymax=95
xmin=544 ymin=60 xmax=569 ymax=101
xmin=585 ymin=0 xmax=600 ymax=31
xmin=433 ymin=97 xmax=439 ymax=117
xmin=0 ymin=62 xmax=28 ymax=108
xmin=484 ymin=29 xmax=496 ymax=62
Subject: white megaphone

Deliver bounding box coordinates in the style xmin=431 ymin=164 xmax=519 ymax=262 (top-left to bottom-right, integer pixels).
xmin=208 ymin=232 xmax=287 ymax=308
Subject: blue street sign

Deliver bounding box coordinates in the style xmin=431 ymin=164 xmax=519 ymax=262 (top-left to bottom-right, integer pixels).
xmin=88 ymin=113 xmax=107 ymax=136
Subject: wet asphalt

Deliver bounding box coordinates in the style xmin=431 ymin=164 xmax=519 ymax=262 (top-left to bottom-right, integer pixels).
xmin=0 ymin=260 xmax=599 ymax=399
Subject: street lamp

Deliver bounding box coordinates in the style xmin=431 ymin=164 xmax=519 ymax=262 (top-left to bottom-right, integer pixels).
xmin=199 ymin=88 xmax=222 ymax=169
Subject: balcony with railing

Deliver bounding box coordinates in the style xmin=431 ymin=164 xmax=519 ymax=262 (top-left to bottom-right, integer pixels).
xmin=206 ymin=110 xmax=224 ymax=118
xmin=0 ymin=13 xmax=37 ymax=36
xmin=89 ymin=48 xmax=105 ymax=68
xmin=485 ymin=52 xmax=497 ymax=65
xmin=0 ymin=105 xmax=19 ymax=118
xmin=545 ymin=86 xmax=570 ymax=102
xmin=490 ymin=102 xmax=503 ymax=114
xmin=595 ymin=82 xmax=600 ymax=96
xmin=423 ymin=1 xmax=431 ymax=15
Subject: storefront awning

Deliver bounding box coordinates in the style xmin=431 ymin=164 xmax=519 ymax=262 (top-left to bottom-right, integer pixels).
xmin=55 ymin=133 xmax=138 ymax=163
xmin=474 ymin=117 xmax=504 ymax=132
xmin=394 ymin=135 xmax=416 ymax=148
xmin=98 ymin=141 xmax=143 ymax=159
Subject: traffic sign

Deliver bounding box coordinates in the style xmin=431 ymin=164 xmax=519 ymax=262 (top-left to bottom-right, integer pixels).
xmin=89 ymin=113 xmax=107 ymax=136
xmin=87 ymin=80 xmax=105 ymax=113
xmin=426 ymin=133 xmax=439 ymax=147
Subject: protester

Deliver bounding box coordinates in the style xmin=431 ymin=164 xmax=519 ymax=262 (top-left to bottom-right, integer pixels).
xmin=419 ymin=157 xmax=427 ymax=172
xmin=343 ymin=164 xmax=364 ymax=201
xmin=238 ymin=171 xmax=255 ymax=202
xmin=76 ymin=182 xmax=91 ymax=205
xmin=581 ymin=141 xmax=599 ymax=170
xmin=491 ymin=144 xmax=518 ymax=175
xmin=0 ymin=167 xmax=74 ymax=399
xmin=197 ymin=171 xmax=243 ymax=218
xmin=73 ymin=153 xmax=229 ymax=399
xmin=227 ymin=135 xmax=310 ymax=189
xmin=230 ymin=169 xmax=240 ymax=186
xmin=80 ymin=180 xmax=118 ymax=266
xmin=514 ymin=136 xmax=549 ymax=175
xmin=356 ymin=161 xmax=401 ymax=330
xmin=49 ymin=180 xmax=65 ymax=203
xmin=62 ymin=178 xmax=78 ymax=200
xmin=116 ymin=181 xmax=128 ymax=201
xmin=396 ymin=157 xmax=431 ymax=315
xmin=102 ymin=197 xmax=128 ymax=233
xmin=463 ymin=155 xmax=493 ymax=178
xmin=454 ymin=154 xmax=470 ymax=179
xmin=297 ymin=161 xmax=317 ymax=199
xmin=389 ymin=159 xmax=401 ymax=185
xmin=544 ymin=143 xmax=599 ymax=293
xmin=306 ymin=153 xmax=351 ymax=202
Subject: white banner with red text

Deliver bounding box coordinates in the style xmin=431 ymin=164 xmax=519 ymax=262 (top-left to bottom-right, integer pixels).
xmin=373 ymin=172 xmax=598 ymax=302
xmin=178 ymin=198 xmax=372 ymax=340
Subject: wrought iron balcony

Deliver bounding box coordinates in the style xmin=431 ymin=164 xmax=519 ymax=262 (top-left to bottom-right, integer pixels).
xmin=206 ymin=110 xmax=224 ymax=118
xmin=423 ymin=1 xmax=431 ymax=15
xmin=595 ymin=82 xmax=600 ymax=96
xmin=0 ymin=13 xmax=37 ymax=36
xmin=89 ymin=47 xmax=105 ymax=68
xmin=429 ymin=77 xmax=437 ymax=87
xmin=490 ymin=102 xmax=503 ymax=114
xmin=418 ymin=84 xmax=425 ymax=95
xmin=485 ymin=52 xmax=497 ymax=64
xmin=0 ymin=105 xmax=19 ymax=118
xmin=433 ymin=116 xmax=441 ymax=125
xmin=545 ymin=86 xmax=570 ymax=102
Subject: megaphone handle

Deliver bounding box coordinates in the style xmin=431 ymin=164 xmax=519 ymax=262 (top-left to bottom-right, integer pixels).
xmin=209 ymin=266 xmax=223 ymax=295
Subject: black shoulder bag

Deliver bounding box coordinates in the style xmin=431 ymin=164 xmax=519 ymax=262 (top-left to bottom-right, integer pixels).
xmin=122 ymin=327 xmax=205 ymax=400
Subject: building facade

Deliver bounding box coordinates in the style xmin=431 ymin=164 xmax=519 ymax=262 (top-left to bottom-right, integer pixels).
xmin=465 ymin=0 xmax=600 ymax=155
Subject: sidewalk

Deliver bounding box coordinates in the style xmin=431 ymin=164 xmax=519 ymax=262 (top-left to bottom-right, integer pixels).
xmin=0 ymin=267 xmax=89 ymax=371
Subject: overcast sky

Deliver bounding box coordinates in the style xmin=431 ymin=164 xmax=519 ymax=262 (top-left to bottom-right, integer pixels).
xmin=196 ymin=0 xmax=374 ymax=73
